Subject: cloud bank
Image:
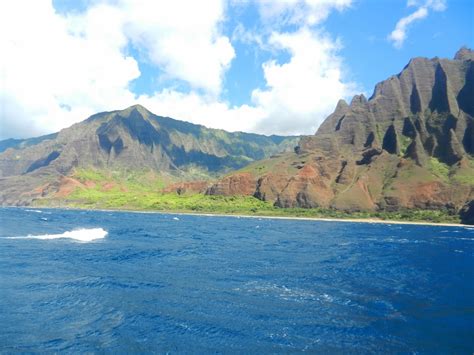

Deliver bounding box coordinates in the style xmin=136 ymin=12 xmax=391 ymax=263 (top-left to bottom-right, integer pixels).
xmin=0 ymin=0 xmax=357 ymax=139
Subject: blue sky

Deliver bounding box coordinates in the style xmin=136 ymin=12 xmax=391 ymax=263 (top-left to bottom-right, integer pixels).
xmin=324 ymin=0 xmax=473 ymax=94
xmin=1 ymin=0 xmax=473 ymax=139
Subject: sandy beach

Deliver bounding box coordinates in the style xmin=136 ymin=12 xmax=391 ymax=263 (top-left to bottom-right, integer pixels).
xmin=158 ymin=211 xmax=471 ymax=228
xmin=17 ymin=205 xmax=472 ymax=228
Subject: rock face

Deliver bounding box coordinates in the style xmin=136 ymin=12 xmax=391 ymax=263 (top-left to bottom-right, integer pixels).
xmin=0 ymin=105 xmax=298 ymax=205
xmin=208 ymin=48 xmax=474 ymax=218
xmin=460 ymin=200 xmax=474 ymax=225
xmin=2 ymin=48 xmax=473 ymax=220
xmin=206 ymin=173 xmax=256 ymax=196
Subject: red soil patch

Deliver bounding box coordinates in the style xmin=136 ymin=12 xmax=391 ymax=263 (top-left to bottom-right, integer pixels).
xmin=55 ymin=176 xmax=85 ymax=198
xmin=102 ymin=182 xmax=117 ymax=191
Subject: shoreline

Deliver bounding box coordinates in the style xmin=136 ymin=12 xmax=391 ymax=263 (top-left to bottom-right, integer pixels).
xmin=10 ymin=205 xmax=471 ymax=228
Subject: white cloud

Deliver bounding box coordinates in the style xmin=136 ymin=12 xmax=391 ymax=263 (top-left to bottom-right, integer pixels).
xmin=388 ymin=0 xmax=447 ymax=48
xmin=232 ymin=23 xmax=264 ymax=48
xmin=136 ymin=90 xmax=266 ymax=133
xmin=258 ymin=0 xmax=352 ymax=26
xmin=133 ymin=28 xmax=357 ymax=136
xmin=0 ymin=0 xmax=234 ymax=139
xmin=0 ymin=0 xmax=357 ymax=139
xmin=251 ymin=28 xmax=356 ymax=135
xmin=0 ymin=0 xmax=139 ymax=139
xmin=121 ymin=0 xmax=235 ymax=95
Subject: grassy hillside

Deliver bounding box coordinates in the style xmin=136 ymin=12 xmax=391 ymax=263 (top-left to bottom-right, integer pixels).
xmin=35 ymin=168 xmax=461 ymax=224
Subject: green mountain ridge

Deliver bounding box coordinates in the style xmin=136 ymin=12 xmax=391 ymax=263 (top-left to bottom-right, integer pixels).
xmin=0 ymin=105 xmax=298 ymax=205
xmin=204 ymin=47 xmax=474 ymax=224
xmin=1 ymin=48 xmax=473 ymax=224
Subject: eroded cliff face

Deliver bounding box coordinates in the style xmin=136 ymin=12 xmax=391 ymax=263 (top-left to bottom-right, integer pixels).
xmin=207 ymin=48 xmax=474 ymax=216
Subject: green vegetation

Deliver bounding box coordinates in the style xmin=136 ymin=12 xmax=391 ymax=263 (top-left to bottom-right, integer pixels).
xmin=36 ymin=171 xmax=459 ymax=224
xmin=69 ymin=192 xmax=273 ymax=214
xmin=452 ymin=159 xmax=474 ymax=186
xmin=428 ymin=157 xmax=450 ymax=181
xmin=34 ymin=167 xmax=461 ymax=224
xmin=453 ymin=173 xmax=474 ymax=185
xmin=399 ymin=135 xmax=412 ymax=156
xmin=57 ymin=192 xmax=461 ymax=223
xmin=237 ymin=153 xmax=299 ymax=177
xmin=74 ymin=167 xmax=168 ymax=192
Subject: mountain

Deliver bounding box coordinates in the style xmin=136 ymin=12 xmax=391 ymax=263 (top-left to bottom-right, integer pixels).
xmin=206 ymin=48 xmax=474 ymax=220
xmin=0 ymin=133 xmax=59 ymax=153
xmin=2 ymin=48 xmax=473 ymax=223
xmin=0 ymin=105 xmax=298 ymax=205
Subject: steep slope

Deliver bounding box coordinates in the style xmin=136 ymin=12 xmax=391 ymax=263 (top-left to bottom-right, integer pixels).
xmin=0 ymin=105 xmax=297 ymax=205
xmin=208 ymin=48 xmax=474 ymax=217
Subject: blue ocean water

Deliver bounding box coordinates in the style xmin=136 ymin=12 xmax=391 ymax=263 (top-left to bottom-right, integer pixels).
xmin=0 ymin=207 xmax=473 ymax=353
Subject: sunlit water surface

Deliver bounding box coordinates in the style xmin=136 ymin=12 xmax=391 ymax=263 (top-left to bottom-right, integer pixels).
xmin=0 ymin=207 xmax=473 ymax=352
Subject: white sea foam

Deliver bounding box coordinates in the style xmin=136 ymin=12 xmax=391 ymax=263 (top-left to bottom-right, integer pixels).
xmin=24 ymin=209 xmax=51 ymax=214
xmin=8 ymin=228 xmax=107 ymax=242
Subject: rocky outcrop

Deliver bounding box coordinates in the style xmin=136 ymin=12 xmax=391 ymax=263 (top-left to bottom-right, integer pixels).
xmin=404 ymin=135 xmax=427 ymax=166
xmin=207 ymin=48 xmax=474 ymax=220
xmin=2 ymin=48 xmax=472 ymax=223
xmin=275 ymin=165 xmax=334 ymax=208
xmin=460 ymin=200 xmax=474 ymax=225
xmin=254 ymin=173 xmax=290 ymax=202
xmin=205 ymin=173 xmax=256 ymax=196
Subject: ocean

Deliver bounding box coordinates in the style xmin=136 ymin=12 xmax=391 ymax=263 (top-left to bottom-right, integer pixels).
xmin=0 ymin=207 xmax=473 ymax=352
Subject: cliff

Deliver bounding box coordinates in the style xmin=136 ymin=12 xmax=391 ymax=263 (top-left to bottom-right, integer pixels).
xmin=208 ymin=48 xmax=474 ymax=219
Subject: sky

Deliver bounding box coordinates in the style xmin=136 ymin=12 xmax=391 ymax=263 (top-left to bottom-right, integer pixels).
xmin=0 ymin=0 xmax=472 ymax=139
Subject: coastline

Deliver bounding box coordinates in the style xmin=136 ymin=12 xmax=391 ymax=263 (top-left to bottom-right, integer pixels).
xmin=13 ymin=205 xmax=471 ymax=228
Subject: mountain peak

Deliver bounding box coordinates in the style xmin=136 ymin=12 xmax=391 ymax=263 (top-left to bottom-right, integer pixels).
xmin=118 ymin=104 xmax=152 ymax=117
xmin=128 ymin=103 xmax=148 ymax=110
xmin=335 ymin=99 xmax=349 ymax=110
xmin=454 ymin=46 xmax=474 ymax=61
xmin=350 ymin=94 xmax=367 ymax=107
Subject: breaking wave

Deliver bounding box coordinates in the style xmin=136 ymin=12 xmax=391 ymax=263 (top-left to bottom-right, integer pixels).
xmin=8 ymin=228 xmax=107 ymax=242
xmin=25 ymin=209 xmax=51 ymax=214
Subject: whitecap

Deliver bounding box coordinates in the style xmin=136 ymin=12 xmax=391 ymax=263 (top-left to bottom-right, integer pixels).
xmin=438 ymin=236 xmax=474 ymax=241
xmin=173 ymin=217 xmax=180 ymax=221
xmin=25 ymin=209 xmax=51 ymax=214
xmin=320 ymin=293 xmax=334 ymax=302
xmin=237 ymin=281 xmax=318 ymax=302
xmin=7 ymin=228 xmax=107 ymax=242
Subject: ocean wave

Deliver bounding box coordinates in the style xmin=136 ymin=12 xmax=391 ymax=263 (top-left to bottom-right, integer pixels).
xmin=7 ymin=228 xmax=107 ymax=242
xmin=236 ymin=281 xmax=319 ymax=302
xmin=24 ymin=209 xmax=52 ymax=214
